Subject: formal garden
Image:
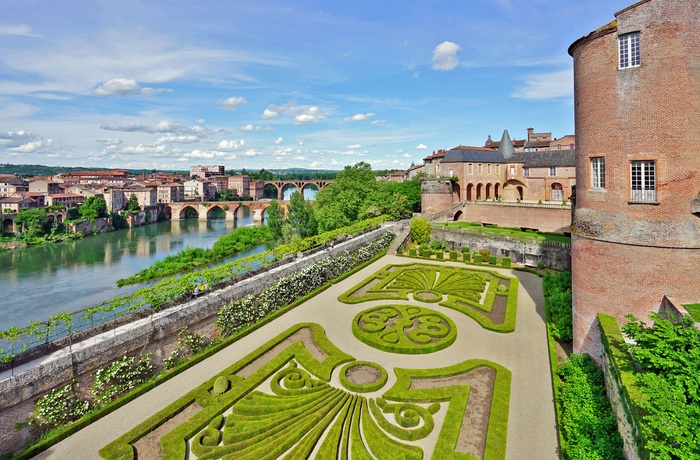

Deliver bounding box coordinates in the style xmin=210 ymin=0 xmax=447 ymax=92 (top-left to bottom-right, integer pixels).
xmin=98 ymin=261 xmax=522 ymax=460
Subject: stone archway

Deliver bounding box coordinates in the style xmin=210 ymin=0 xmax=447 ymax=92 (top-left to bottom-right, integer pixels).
xmin=453 ymin=210 xmax=463 ymax=221
xmin=467 ymin=184 xmax=474 ymax=201
xmin=180 ymin=206 xmax=199 ymax=220
xmin=2 ymin=218 xmax=14 ymax=234
xmin=452 ymin=182 xmax=461 ymax=202
xmin=476 ymin=184 xmax=483 ymax=200
xmin=494 ymin=183 xmax=501 ymax=199
xmin=485 ymin=183 xmax=492 ymax=200
xmin=551 ymin=183 xmax=563 ymax=202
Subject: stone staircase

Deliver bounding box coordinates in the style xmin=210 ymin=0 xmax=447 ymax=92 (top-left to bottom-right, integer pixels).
xmin=387 ymin=226 xmax=411 ymax=255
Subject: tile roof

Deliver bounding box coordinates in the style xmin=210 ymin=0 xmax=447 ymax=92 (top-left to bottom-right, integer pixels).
xmin=514 ymin=150 xmax=576 ymax=167
xmin=442 ymin=147 xmax=508 ymax=164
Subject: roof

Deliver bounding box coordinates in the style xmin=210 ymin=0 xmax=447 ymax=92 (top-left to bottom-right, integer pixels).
xmin=442 ymin=147 xmax=508 ymax=164
xmin=523 ymin=140 xmax=553 ymax=149
xmin=514 ymin=150 xmax=576 ymax=167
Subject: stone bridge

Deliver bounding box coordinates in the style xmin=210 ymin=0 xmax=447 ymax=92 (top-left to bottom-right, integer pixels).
xmin=263 ymin=180 xmax=332 ymax=200
xmin=166 ymin=201 xmax=289 ymax=222
xmin=2 ymin=211 xmax=68 ymax=233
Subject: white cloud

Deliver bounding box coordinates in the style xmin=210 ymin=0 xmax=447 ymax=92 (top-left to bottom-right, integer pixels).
xmin=297 ymin=139 xmax=305 ymax=146
xmin=402 ymin=153 xmax=411 ymax=158
xmin=294 ymin=156 xmax=305 ymax=161
xmin=195 ymin=119 xmax=206 ymax=124
xmin=511 ymin=69 xmax=573 ymax=100
xmin=240 ymin=124 xmax=255 ymax=132
xmin=416 ymin=144 xmax=428 ymax=149
xmin=274 ymin=137 xmax=284 ymax=145
xmin=99 ymin=121 xmax=214 ymax=136
xmin=262 ymin=108 xmax=278 ymax=119
xmin=219 ymin=96 xmax=246 ymax=110
xmin=294 ymin=106 xmax=326 ymax=124
xmin=97 ymin=137 xmax=123 ymax=147
xmin=371 ymin=119 xmax=386 ymax=125
xmin=346 ymin=144 xmax=362 ymax=149
xmin=0 ymin=24 xmax=38 ymax=37
xmin=243 ymin=149 xmax=261 ymax=157
xmin=344 ymin=112 xmax=375 ymax=122
xmin=310 ymin=161 xmax=324 ymax=168
xmin=92 ymin=78 xmax=139 ymax=96
xmin=217 ymin=139 xmax=245 ymax=151
xmin=157 ymin=134 xmax=200 ymax=144
xmin=431 ymin=41 xmax=461 ymax=71
xmin=185 ymin=149 xmax=238 ymax=160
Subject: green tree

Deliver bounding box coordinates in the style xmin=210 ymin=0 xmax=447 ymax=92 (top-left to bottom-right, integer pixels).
xmin=288 ymin=191 xmax=317 ymax=239
xmin=79 ymin=196 xmax=107 ymax=222
xmin=314 ymin=161 xmax=379 ymax=232
xmin=16 ymin=208 xmax=49 ymax=238
xmin=410 ymin=216 xmax=431 ymax=245
xmin=124 ymin=194 xmax=140 ymax=213
xmin=265 ymin=200 xmax=285 ymax=241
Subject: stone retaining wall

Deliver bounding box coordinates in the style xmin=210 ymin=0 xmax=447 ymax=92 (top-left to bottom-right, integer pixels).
xmin=0 ymin=226 xmax=390 ymax=456
xmin=431 ymin=227 xmax=571 ymax=271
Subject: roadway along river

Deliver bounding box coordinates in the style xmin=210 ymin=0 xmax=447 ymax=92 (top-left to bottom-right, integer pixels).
xmin=0 ymin=211 xmax=265 ymax=331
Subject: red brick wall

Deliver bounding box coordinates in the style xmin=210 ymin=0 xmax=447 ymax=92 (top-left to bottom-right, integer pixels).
xmin=570 ymin=0 xmax=700 ymax=357
xmin=454 ymin=202 xmax=571 ymax=233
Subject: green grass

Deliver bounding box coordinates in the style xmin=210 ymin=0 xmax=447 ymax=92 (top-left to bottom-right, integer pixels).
xmin=683 ymin=303 xmax=700 ymax=322
xmin=433 ymin=221 xmax=571 ymax=243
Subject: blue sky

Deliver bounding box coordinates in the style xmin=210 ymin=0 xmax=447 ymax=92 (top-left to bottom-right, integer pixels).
xmin=0 ymin=0 xmax=633 ymax=172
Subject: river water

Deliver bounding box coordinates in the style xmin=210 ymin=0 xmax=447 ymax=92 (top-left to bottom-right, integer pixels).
xmin=0 ymin=211 xmax=264 ymax=331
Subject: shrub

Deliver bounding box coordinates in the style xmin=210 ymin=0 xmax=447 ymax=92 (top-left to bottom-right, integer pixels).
xmin=558 ymin=354 xmax=624 ymax=459
xmin=538 ymin=199 xmax=543 ymax=204
xmin=435 ymin=252 xmax=444 ymax=260
xmin=543 ymin=271 xmax=573 ymax=342
xmin=502 ymin=257 xmax=511 ymax=268
xmin=449 ymin=251 xmax=458 ymax=260
xmin=29 ymin=382 xmax=91 ymax=430
xmin=489 ymin=256 xmax=497 ymax=265
xmin=408 ymin=248 xmax=416 ymax=257
xmin=479 ymin=249 xmax=491 ymax=258
xmin=92 ymin=353 xmax=154 ymax=406
xmin=213 ymin=376 xmax=229 ymax=395
xmin=473 ymin=254 xmax=482 ymax=264
xmin=409 ymin=217 xmax=431 ymax=245
xmin=461 ymin=246 xmax=469 ymax=254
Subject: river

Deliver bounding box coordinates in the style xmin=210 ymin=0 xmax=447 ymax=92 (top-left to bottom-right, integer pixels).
xmin=0 ymin=210 xmax=265 ymax=331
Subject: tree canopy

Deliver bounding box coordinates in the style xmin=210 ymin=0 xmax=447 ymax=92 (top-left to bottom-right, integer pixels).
xmin=79 ymin=196 xmax=108 ymax=221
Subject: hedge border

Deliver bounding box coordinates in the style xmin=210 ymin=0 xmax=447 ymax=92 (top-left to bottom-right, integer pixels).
xmin=13 ymin=231 xmax=394 ymax=460
xmin=598 ymin=313 xmax=649 ymax=460
xmin=385 ymin=359 xmax=512 ymax=459
xmin=101 ymin=324 xmax=511 ymax=460
xmin=339 ymin=262 xmax=519 ymax=333
xmin=339 ymin=361 xmax=388 ymax=393
xmin=351 ymin=304 xmax=458 ymax=355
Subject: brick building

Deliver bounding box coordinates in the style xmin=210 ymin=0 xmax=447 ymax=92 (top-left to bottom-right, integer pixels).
xmin=0 ymin=175 xmax=28 ymax=197
xmin=189 ymin=165 xmax=224 ymax=178
xmin=569 ymin=0 xmax=700 ymax=357
xmin=421 ymin=129 xmax=576 ymax=213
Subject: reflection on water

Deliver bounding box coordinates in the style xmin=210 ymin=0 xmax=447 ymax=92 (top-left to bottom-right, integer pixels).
xmin=0 ymin=215 xmax=258 ymax=330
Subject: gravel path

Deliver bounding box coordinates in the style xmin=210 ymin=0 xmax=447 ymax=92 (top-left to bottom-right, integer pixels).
xmin=33 ymin=255 xmax=558 ymax=460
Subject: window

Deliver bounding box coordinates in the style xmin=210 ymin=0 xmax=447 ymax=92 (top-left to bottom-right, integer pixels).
xmin=591 ymin=157 xmax=605 ymax=188
xmin=487 ymin=164 xmax=492 ymax=175
xmin=468 ymin=163 xmax=473 ymax=174
xmin=631 ymin=160 xmax=656 ymax=202
xmin=449 ymin=169 xmax=453 ymax=177
xmin=497 ymin=165 xmax=501 ymax=175
xmin=619 ymin=32 xmax=641 ymax=69
xmin=549 ymin=166 xmax=557 ymax=176
xmin=478 ymin=164 xmax=482 ymax=174
xmin=523 ymin=167 xmax=530 ymax=177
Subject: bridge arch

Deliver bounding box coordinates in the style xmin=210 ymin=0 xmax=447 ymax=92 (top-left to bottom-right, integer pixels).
xmin=206 ymin=205 xmax=226 ymax=220
xmin=2 ymin=217 xmax=14 ymax=234
xmin=179 ymin=205 xmax=199 ymax=220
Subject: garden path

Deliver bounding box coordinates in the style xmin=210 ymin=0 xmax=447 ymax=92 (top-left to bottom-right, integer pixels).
xmin=33 ymin=255 xmax=557 ymax=460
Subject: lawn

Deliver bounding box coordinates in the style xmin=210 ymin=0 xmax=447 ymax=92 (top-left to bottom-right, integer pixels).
xmin=684 ymin=303 xmax=700 ymax=322
xmin=433 ymin=221 xmax=571 ymax=243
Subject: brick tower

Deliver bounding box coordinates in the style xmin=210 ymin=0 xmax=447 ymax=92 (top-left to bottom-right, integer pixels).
xmin=568 ymin=0 xmax=700 ymax=357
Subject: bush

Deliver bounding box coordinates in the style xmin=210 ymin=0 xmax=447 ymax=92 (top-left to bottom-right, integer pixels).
xmin=502 ymin=257 xmax=511 ymax=268
xmin=558 ymin=354 xmax=624 ymax=459
xmin=92 ymin=353 xmax=154 ymax=406
xmin=462 ymin=252 xmax=470 ymax=263
xmin=543 ymin=271 xmax=573 ymax=342
xmin=29 ymin=382 xmax=91 ymax=430
xmin=408 ymin=248 xmax=416 ymax=257
xmin=461 ymin=246 xmax=469 ymax=254
xmin=479 ymin=249 xmax=491 ymax=258
xmin=489 ymin=256 xmax=497 ymax=265
xmin=473 ymin=254 xmax=482 ymax=264
xmin=213 ymin=376 xmax=229 ymax=395
xmin=435 ymin=252 xmax=444 ymax=260
xmin=409 ymin=217 xmax=431 ymax=245
xmin=449 ymin=251 xmax=458 ymax=260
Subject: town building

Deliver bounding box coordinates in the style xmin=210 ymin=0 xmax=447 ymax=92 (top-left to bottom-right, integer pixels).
xmin=421 ymin=129 xmax=576 ymax=213
xmin=569 ymin=0 xmax=700 ymax=357
xmin=28 ymin=179 xmax=62 ymax=195
xmin=190 ymin=165 xmax=225 ymax=178
xmin=225 ymin=175 xmax=264 ymax=199
xmin=122 ymin=186 xmax=158 ymax=209
xmin=46 ymin=193 xmax=85 ymax=207
xmin=157 ymin=183 xmax=185 ymax=203
xmin=0 ymin=196 xmax=35 ymax=212
xmin=0 ymin=175 xmax=28 ymax=197
xmin=184 ymin=179 xmax=216 ymax=201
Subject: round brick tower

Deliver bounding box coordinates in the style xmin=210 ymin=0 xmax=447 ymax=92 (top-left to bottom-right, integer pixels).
xmin=568 ymin=0 xmax=700 ymax=358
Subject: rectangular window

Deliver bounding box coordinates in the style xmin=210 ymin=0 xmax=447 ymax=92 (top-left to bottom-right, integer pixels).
xmin=497 ymin=165 xmax=501 ymax=175
xmin=468 ymin=163 xmax=473 ymax=174
xmin=523 ymin=167 xmax=530 ymax=177
xmin=478 ymin=164 xmax=482 ymax=174
xmin=487 ymin=164 xmax=492 ymax=175
xmin=619 ymin=32 xmax=641 ymax=69
xmin=591 ymin=157 xmax=605 ymax=188
xmin=631 ymin=160 xmax=656 ymax=202
xmin=549 ymin=166 xmax=557 ymax=176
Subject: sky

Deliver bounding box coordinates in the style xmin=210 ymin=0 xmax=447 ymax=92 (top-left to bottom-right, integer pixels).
xmin=0 ymin=0 xmax=634 ymax=172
